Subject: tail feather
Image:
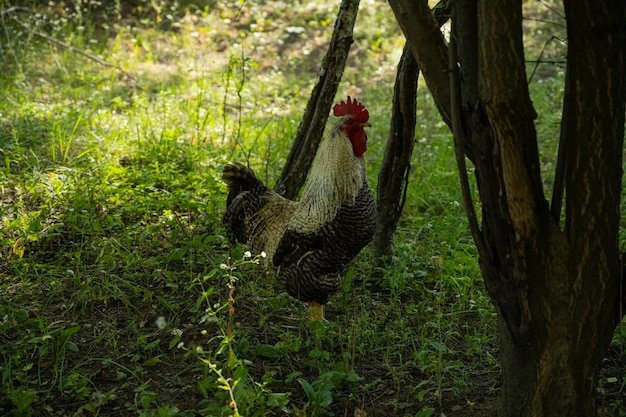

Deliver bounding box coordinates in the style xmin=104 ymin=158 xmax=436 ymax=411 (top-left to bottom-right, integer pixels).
xmin=222 ymin=163 xmax=295 ymax=257
xmin=222 ymin=163 xmax=268 ymax=245
xmin=222 ymin=163 xmax=264 ymax=205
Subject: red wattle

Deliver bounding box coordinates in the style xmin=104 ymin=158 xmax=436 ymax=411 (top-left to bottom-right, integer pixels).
xmin=350 ymin=129 xmax=367 ymax=157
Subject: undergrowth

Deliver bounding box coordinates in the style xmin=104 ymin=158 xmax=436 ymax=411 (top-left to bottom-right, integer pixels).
xmin=0 ymin=1 xmax=623 ymax=416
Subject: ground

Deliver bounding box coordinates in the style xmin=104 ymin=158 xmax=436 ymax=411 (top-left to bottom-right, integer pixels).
xmin=1 ymin=1 xmax=625 ymax=416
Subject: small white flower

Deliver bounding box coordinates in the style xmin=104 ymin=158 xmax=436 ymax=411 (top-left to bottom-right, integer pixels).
xmin=177 ymin=342 xmax=185 ymax=349
xmin=220 ymin=263 xmax=228 ymax=270
xmin=243 ymin=251 xmax=252 ymax=258
xmin=155 ymin=316 xmax=167 ymax=330
xmin=260 ymin=251 xmax=267 ymax=258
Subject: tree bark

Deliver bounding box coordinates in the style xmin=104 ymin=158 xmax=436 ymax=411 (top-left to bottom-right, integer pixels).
xmin=372 ymin=43 xmax=419 ymax=264
xmin=452 ymin=0 xmax=625 ymax=415
xmin=398 ymin=0 xmax=626 ymax=414
xmin=374 ymin=2 xmax=450 ymax=264
xmin=387 ymin=0 xmax=451 ymax=128
xmin=274 ymin=0 xmax=361 ymax=199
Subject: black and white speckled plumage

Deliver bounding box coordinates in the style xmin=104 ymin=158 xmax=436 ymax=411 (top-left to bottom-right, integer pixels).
xmin=273 ymin=182 xmax=375 ymax=303
xmin=222 ymin=105 xmax=376 ymax=306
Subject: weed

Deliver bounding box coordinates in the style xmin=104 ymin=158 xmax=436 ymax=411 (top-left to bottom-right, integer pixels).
xmin=298 ymin=369 xmax=361 ymax=417
xmin=192 ymin=252 xmax=290 ymax=416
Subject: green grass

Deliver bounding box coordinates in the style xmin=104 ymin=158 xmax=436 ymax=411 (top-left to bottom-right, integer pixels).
xmin=1 ymin=1 xmax=623 ymax=416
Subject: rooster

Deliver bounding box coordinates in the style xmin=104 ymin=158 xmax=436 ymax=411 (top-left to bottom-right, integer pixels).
xmin=222 ymin=96 xmax=376 ymax=320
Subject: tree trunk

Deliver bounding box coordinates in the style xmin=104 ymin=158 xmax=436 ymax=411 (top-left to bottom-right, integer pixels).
xmin=451 ymin=0 xmax=626 ymax=415
xmin=274 ymin=0 xmax=361 ymax=199
xmin=373 ymin=43 xmax=419 ymax=263
xmin=374 ymin=2 xmax=450 ymax=264
xmin=392 ymin=0 xmax=626 ymax=415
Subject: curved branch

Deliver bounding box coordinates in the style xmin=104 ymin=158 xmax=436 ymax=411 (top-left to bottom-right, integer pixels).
xmin=448 ymin=21 xmax=485 ymax=261
xmin=4 ymin=6 xmax=135 ymax=81
xmin=388 ymin=0 xmax=451 ymax=127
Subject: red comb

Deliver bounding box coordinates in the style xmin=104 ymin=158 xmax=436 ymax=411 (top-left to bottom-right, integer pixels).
xmin=333 ymin=96 xmax=369 ymax=123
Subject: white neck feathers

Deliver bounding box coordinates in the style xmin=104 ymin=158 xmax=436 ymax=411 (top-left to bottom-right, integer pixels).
xmin=292 ymin=124 xmax=367 ymax=233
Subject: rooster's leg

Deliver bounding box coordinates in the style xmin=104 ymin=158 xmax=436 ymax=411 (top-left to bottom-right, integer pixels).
xmin=307 ymin=302 xmax=324 ymax=321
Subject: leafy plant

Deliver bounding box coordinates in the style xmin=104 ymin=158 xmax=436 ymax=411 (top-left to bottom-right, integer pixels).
xmin=298 ymin=369 xmax=361 ymax=417
xmin=194 ymin=252 xmax=290 ymax=416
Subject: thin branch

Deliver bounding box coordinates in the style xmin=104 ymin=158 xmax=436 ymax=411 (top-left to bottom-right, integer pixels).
xmin=448 ymin=17 xmax=485 ymax=256
xmin=527 ymin=35 xmax=567 ymax=84
xmin=550 ymin=65 xmax=570 ymax=223
xmin=525 ymin=60 xmax=566 ymax=64
xmin=522 ymin=17 xmax=566 ymax=29
xmin=4 ymin=7 xmax=136 ymax=82
xmin=538 ymin=0 xmax=566 ymax=20
xmin=0 ymin=6 xmax=32 ymax=16
xmin=32 ymin=29 xmax=121 ymax=70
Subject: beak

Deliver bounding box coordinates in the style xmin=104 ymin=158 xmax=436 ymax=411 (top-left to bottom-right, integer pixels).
xmin=361 ymin=121 xmax=371 ymax=127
